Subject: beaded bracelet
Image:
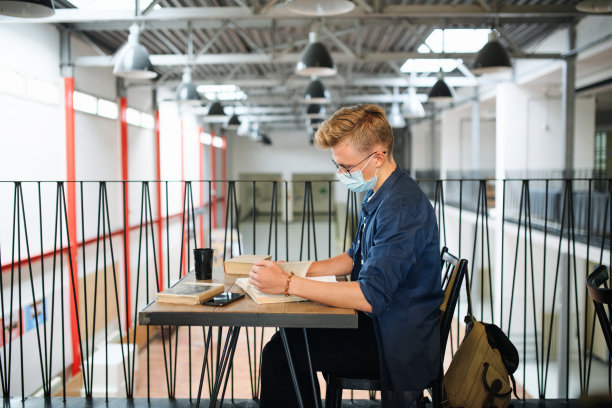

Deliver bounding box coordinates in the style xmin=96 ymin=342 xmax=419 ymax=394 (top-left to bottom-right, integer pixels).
xmin=284 ymin=271 xmax=295 ymax=297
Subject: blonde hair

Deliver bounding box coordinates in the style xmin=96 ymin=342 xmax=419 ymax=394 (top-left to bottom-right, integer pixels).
xmin=315 ymin=104 xmax=393 ymax=154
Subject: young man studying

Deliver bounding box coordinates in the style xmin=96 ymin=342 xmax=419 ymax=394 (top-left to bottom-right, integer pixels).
xmin=249 ymin=104 xmax=442 ymax=408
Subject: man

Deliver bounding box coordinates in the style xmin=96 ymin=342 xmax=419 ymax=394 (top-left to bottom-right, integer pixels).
xmin=249 ymin=104 xmax=442 ymax=407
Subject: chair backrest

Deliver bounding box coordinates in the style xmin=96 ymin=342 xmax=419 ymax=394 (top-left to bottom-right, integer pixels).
xmin=438 ymin=247 xmax=469 ymax=360
xmin=586 ymin=265 xmax=612 ymax=355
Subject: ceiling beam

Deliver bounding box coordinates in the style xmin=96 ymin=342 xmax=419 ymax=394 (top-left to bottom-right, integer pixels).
xmin=0 ymin=5 xmax=580 ymax=26
xmin=75 ymin=50 xmax=562 ymax=67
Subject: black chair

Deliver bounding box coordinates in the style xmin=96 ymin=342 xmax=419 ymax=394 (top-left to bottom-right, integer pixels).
xmin=324 ymin=247 xmax=469 ymax=408
xmin=586 ymin=265 xmax=612 ymax=355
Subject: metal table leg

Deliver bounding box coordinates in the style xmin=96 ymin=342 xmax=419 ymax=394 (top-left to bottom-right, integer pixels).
xmin=195 ymin=326 xmax=241 ymax=408
xmin=279 ymin=327 xmax=322 ymax=408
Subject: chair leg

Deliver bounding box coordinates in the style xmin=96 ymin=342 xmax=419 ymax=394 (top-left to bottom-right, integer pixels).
xmin=333 ymin=386 xmax=342 ymax=408
xmin=324 ymin=382 xmax=334 ymax=408
xmin=431 ymin=379 xmax=442 ymax=408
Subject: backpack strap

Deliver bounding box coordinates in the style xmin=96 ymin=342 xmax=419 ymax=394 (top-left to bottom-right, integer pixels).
xmin=464 ymin=268 xmax=476 ymax=324
xmin=482 ymin=363 xmax=511 ymax=408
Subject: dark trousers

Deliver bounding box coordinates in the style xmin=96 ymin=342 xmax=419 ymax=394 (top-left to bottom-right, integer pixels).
xmin=260 ymin=312 xmax=379 ymax=408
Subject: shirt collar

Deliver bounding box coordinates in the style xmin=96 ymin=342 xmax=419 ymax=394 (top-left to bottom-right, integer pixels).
xmin=362 ymin=166 xmax=402 ymax=215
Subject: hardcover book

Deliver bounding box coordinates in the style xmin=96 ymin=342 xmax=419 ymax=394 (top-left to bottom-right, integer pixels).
xmin=156 ymin=281 xmax=225 ymax=305
xmin=224 ymin=254 xmax=272 ymax=275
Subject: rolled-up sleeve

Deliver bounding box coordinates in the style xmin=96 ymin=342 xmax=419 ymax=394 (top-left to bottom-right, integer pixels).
xmin=358 ymin=202 xmax=426 ymax=316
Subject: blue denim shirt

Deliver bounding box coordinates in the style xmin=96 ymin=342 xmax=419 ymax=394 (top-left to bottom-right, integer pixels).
xmin=347 ymin=167 xmax=442 ymax=403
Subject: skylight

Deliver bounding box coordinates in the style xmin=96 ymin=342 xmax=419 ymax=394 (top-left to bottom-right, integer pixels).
xmin=417 ymin=29 xmax=491 ymax=54
xmin=400 ymin=59 xmax=460 ymax=73
xmin=197 ymin=85 xmax=248 ymax=101
xmin=68 ymin=0 xmax=161 ymax=11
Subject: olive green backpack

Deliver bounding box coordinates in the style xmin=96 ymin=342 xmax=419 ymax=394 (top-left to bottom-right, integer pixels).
xmin=443 ymin=273 xmax=520 ymax=408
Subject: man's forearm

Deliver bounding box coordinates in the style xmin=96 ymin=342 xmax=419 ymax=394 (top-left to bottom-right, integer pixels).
xmin=289 ymin=278 xmax=372 ymax=313
xmin=306 ymin=252 xmax=353 ymax=277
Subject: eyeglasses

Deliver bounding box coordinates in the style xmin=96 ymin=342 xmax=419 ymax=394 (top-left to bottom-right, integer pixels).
xmin=331 ymin=151 xmax=386 ymax=178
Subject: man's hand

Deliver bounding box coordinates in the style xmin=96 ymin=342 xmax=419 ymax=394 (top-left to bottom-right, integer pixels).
xmin=249 ymin=260 xmax=288 ymax=294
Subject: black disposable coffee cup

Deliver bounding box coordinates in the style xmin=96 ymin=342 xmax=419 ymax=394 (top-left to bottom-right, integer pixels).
xmin=194 ymin=248 xmax=214 ymax=280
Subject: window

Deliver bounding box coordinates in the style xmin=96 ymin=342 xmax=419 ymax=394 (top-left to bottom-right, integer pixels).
xmin=73 ymin=91 xmax=98 ymax=114
xmin=140 ymin=113 xmax=155 ymax=130
xmin=417 ymin=29 xmax=490 ymax=54
xmin=594 ymin=131 xmax=607 ymax=176
xmin=126 ymin=108 xmax=141 ymax=126
xmin=27 ymin=78 xmax=59 ymax=105
xmin=97 ymin=98 xmax=118 ymax=119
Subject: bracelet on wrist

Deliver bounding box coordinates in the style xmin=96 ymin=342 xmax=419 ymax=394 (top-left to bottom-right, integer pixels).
xmin=284 ymin=271 xmax=295 ymax=297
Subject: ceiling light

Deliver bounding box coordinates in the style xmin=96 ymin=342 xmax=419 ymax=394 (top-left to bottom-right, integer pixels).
xmin=387 ymin=103 xmax=406 ymax=128
xmin=207 ymin=101 xmax=226 ymax=119
xmin=402 ymin=87 xmax=425 ymax=119
xmin=306 ymin=104 xmax=326 ymax=119
xmin=428 ymin=70 xmax=454 ymax=103
xmin=576 ymin=0 xmax=612 ymax=13
xmin=472 ymin=31 xmax=512 ymax=75
xmin=113 ymin=24 xmax=157 ymax=79
xmin=225 ymin=114 xmax=241 ymax=130
xmin=0 ymin=0 xmax=55 ymax=18
xmin=303 ymin=79 xmax=331 ymax=104
xmin=400 ymin=59 xmax=460 ymax=73
xmin=284 ymin=0 xmax=355 ymax=16
xmin=296 ymin=31 xmax=337 ymax=77
xmin=176 ymin=67 xmax=200 ymax=105
xmin=308 ymin=118 xmax=323 ymax=129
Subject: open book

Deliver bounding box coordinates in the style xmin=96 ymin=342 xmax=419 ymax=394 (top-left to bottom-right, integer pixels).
xmin=235 ymin=260 xmax=336 ymax=304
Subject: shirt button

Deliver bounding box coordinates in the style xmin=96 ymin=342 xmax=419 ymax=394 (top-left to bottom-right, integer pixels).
xmin=361 ymin=260 xmax=364 ymax=265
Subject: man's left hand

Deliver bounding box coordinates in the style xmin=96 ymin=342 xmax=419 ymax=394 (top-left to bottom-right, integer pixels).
xmin=249 ymin=260 xmax=288 ymax=294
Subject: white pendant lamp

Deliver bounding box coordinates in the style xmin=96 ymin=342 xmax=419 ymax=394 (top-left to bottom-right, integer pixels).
xmin=576 ymin=0 xmax=612 ymax=13
xmin=175 ymin=67 xmax=200 ymax=105
xmin=113 ymin=24 xmax=157 ymax=79
xmin=296 ymin=31 xmax=337 ymax=77
xmin=402 ymin=87 xmax=425 ymax=119
xmin=0 ymin=0 xmax=55 ymax=18
xmin=284 ymin=0 xmax=355 ymax=16
xmin=387 ymin=103 xmax=406 ymax=128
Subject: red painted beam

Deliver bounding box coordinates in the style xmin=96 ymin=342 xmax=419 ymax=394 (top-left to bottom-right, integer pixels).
xmin=198 ymin=126 xmax=205 ymax=248
xmin=119 ymin=97 xmax=132 ymax=330
xmin=210 ymin=131 xmax=217 ymax=230
xmin=180 ymin=119 xmax=187 ymax=277
xmin=222 ymin=134 xmax=227 ymax=224
xmin=155 ymin=109 xmax=164 ymax=290
xmin=64 ymin=77 xmax=81 ymax=376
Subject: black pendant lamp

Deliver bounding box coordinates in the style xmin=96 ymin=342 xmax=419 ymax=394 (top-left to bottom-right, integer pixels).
xmin=472 ymin=31 xmax=512 ymax=75
xmin=576 ymin=0 xmax=612 ymax=12
xmin=303 ymin=79 xmax=331 ymax=104
xmin=225 ymin=114 xmax=241 ymax=130
xmin=207 ymin=101 xmax=226 ymax=119
xmin=113 ymin=24 xmax=158 ymax=79
xmin=0 ymin=0 xmax=55 ymax=18
xmin=308 ymin=118 xmax=323 ymax=129
xmin=296 ymin=31 xmax=337 ymax=77
xmin=428 ymin=70 xmax=453 ymax=103
xmin=306 ymin=104 xmax=326 ymax=119
xmin=285 ymin=0 xmax=355 ymax=16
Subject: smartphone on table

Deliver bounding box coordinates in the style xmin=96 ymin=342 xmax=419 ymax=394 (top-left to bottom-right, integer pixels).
xmin=201 ymin=292 xmax=245 ymax=306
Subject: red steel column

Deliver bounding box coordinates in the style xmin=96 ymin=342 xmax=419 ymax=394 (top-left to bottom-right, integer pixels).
xmin=64 ymin=77 xmax=81 ymax=376
xmin=155 ymin=109 xmax=164 ymax=290
xmin=210 ymin=131 xmax=217 ymax=230
xmin=198 ymin=126 xmax=205 ymax=248
xmin=119 ymin=96 xmax=132 ymax=329
xmin=180 ymin=119 xmax=187 ymax=276
xmin=221 ymin=134 xmax=227 ymax=224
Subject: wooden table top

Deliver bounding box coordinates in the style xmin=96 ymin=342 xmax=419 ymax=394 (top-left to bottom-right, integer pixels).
xmin=138 ymin=267 xmax=358 ymax=329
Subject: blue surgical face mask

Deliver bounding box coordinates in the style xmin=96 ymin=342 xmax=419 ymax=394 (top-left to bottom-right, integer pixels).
xmin=336 ymin=155 xmax=378 ymax=192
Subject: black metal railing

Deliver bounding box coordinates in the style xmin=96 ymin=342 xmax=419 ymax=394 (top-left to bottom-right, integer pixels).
xmin=1 ymin=177 xmax=611 ymax=402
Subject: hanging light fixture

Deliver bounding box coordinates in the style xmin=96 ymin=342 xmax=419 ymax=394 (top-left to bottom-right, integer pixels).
xmin=472 ymin=30 xmax=512 ymax=75
xmin=306 ymin=104 xmax=326 ymax=119
xmin=113 ymin=24 xmax=157 ymax=79
xmin=387 ymin=102 xmax=407 ymax=128
xmin=303 ymin=79 xmax=331 ymax=104
xmin=175 ymin=67 xmax=200 ymax=104
xmin=284 ymin=0 xmax=355 ymax=16
xmin=0 ymin=0 xmax=55 ymax=18
xmin=296 ymin=31 xmax=337 ymax=77
xmin=428 ymin=70 xmax=454 ymax=103
xmin=207 ymin=101 xmax=226 ymax=119
xmin=225 ymin=113 xmax=241 ymax=130
xmin=576 ymin=0 xmax=612 ymax=13
xmin=308 ymin=118 xmax=323 ymax=129
xmin=402 ymin=87 xmax=425 ymax=119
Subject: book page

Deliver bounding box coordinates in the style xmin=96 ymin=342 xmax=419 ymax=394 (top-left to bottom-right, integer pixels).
xmin=235 ymin=273 xmax=337 ymax=304
xmin=278 ymin=261 xmax=313 ymax=278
